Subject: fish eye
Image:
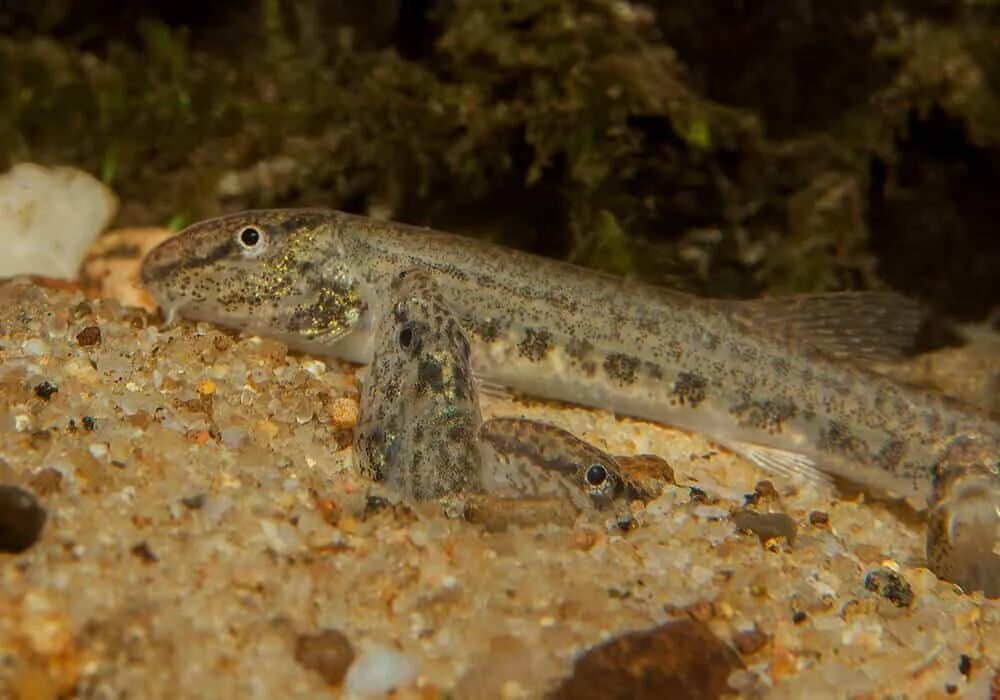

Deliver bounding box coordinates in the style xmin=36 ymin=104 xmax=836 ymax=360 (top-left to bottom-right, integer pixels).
xmin=399 ymin=327 xmax=413 ymax=348
xmin=586 ymin=464 xmax=609 ymax=487
xmin=398 ymin=323 xmax=422 ymax=353
xmin=236 ymin=226 xmax=266 ymax=253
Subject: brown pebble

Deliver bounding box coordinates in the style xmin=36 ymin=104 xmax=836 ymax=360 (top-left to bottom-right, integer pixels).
xmin=0 ymin=485 xmax=47 ymax=553
xmin=131 ymin=541 xmax=159 ymax=563
xmin=808 ymin=510 xmax=829 ymax=526
xmin=76 ymin=325 xmax=102 ymax=346
xmin=732 ymin=627 xmax=769 ymax=655
xmin=754 ymin=480 xmax=780 ymax=500
xmin=731 ymin=509 xmax=797 ymax=546
xmin=550 ymin=618 xmax=744 ymax=700
xmin=295 ymin=629 xmax=355 ymax=685
xmin=29 ymin=468 xmax=63 ymax=496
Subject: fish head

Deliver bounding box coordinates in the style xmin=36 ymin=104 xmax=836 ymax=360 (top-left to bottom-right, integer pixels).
xmin=480 ymin=417 xmax=633 ymax=518
xmin=140 ymin=209 xmax=365 ymax=351
xmin=379 ymin=267 xmax=477 ymax=406
xmin=356 ymin=267 xmax=483 ymax=500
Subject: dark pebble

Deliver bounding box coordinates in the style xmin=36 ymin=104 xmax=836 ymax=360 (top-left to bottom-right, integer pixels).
xmin=295 ymin=629 xmax=355 ymax=685
xmin=181 ymin=494 xmax=206 ymax=509
xmin=864 ymin=568 xmax=914 ymax=608
xmin=131 ymin=541 xmax=158 ymax=563
xmin=0 ymin=485 xmax=47 ymax=553
xmin=688 ymin=487 xmax=707 ymax=503
xmin=363 ymin=493 xmax=392 ymax=516
xmin=792 ymin=611 xmax=808 ymax=624
xmin=34 ymin=381 xmax=59 ymax=400
xmin=76 ymin=326 xmax=102 ymax=346
xmin=82 ymin=416 xmax=96 ymax=431
xmin=958 ymin=654 xmax=971 ymax=676
xmin=550 ymin=618 xmax=744 ymax=700
xmin=808 ymin=510 xmax=829 ymax=526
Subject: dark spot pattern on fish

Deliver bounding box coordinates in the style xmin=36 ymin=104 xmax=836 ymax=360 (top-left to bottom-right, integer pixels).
xmin=468 ymin=317 xmax=501 ymax=343
xmin=417 ymin=359 xmax=444 ymax=394
xmin=873 ymin=438 xmax=907 ymax=473
xmin=818 ymin=420 xmax=865 ymax=458
xmin=518 ymin=328 xmax=552 ymax=361
xmin=771 ymin=357 xmax=791 ymax=377
xmin=730 ymin=397 xmax=798 ymax=434
xmin=604 ymin=353 xmax=641 ymax=386
xmin=672 ymin=372 xmax=707 ymax=408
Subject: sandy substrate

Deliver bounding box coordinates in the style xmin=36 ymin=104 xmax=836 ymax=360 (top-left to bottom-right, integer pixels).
xmin=0 ymin=276 xmax=998 ymax=699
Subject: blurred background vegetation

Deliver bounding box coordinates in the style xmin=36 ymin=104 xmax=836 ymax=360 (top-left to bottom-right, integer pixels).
xmin=1 ymin=0 xmax=998 ymax=319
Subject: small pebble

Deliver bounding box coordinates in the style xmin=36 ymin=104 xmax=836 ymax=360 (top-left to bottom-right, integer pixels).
xmin=295 ymin=629 xmax=355 ymax=685
xmin=76 ymin=325 xmax=102 ymax=346
xmin=131 ymin=541 xmax=158 ymax=563
xmin=363 ymin=494 xmax=392 ymax=517
xmin=34 ymin=381 xmax=59 ymax=400
xmin=808 ymin=510 xmax=829 ymax=526
xmin=550 ymin=618 xmax=744 ymax=700
xmin=958 ymin=654 xmax=971 ymax=677
xmin=82 ymin=416 xmax=96 ymax=431
xmin=181 ymin=494 xmax=206 ymax=510
xmin=28 ymin=468 xmax=63 ymax=496
xmin=344 ymin=647 xmax=419 ymax=695
xmin=731 ymin=510 xmax=797 ymax=546
xmin=24 ymin=338 xmax=49 ymax=356
xmin=731 ymin=627 xmax=769 ymax=655
xmin=754 ymin=480 xmax=780 ymax=500
xmin=864 ymin=568 xmax=914 ymax=608
xmin=329 ymin=397 xmax=360 ymax=429
xmin=688 ymin=487 xmax=708 ymax=503
xmin=0 ymin=485 xmax=47 ymax=553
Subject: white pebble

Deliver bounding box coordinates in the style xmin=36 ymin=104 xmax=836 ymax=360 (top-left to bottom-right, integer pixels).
xmin=24 ymin=338 xmax=49 ymax=356
xmin=88 ymin=443 xmax=109 ymax=460
xmin=344 ymin=647 xmax=419 ymax=696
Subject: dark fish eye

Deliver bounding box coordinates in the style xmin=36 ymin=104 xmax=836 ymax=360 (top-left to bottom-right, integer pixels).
xmin=398 ymin=325 xmax=415 ymax=350
xmin=239 ymin=227 xmax=261 ymax=247
xmin=586 ymin=464 xmax=608 ymax=487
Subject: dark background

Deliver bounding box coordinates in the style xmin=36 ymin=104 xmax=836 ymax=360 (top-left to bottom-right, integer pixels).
xmin=2 ymin=0 xmax=998 ymax=320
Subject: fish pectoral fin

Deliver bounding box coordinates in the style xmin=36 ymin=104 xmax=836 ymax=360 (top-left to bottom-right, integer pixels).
xmin=475 ymin=376 xmax=517 ymax=402
xmin=726 ymin=440 xmax=833 ymax=487
xmin=727 ymin=291 xmax=931 ymax=365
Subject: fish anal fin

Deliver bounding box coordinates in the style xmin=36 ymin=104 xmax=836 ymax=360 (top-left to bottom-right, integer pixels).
xmin=726 ymin=440 xmax=833 ymax=487
xmin=728 ymin=291 xmax=927 ymax=365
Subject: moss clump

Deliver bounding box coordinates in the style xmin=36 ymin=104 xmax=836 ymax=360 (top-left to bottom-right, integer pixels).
xmin=1 ymin=0 xmax=998 ymax=316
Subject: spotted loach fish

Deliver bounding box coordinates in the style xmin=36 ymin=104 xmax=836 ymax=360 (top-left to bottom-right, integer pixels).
xmin=355 ymin=266 xmax=634 ymax=522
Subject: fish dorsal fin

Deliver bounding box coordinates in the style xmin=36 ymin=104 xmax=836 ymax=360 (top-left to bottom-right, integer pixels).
xmin=726 ymin=291 xmax=925 ymax=365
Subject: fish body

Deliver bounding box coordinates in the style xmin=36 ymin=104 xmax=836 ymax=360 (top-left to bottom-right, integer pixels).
xmin=141 ymin=208 xmax=1000 ymax=507
xmin=355 ymin=266 xmax=633 ymax=516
